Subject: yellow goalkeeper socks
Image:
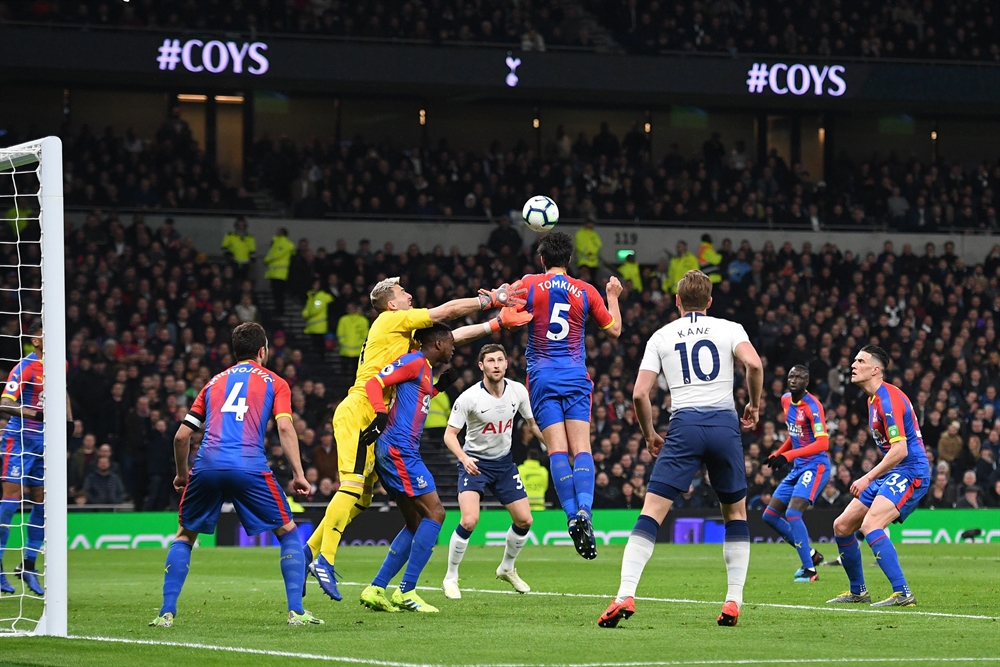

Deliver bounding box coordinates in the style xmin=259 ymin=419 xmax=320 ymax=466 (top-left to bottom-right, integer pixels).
xmin=319 ymin=489 xmax=361 ymax=562
xmin=307 ymin=515 xmax=325 ymax=556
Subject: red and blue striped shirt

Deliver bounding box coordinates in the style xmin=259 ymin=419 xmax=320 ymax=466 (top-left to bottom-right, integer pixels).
xmin=868 ymin=382 xmax=929 ymax=474
xmin=2 ymin=352 xmax=44 ymax=434
xmin=365 ymin=351 xmax=436 ymax=451
xmin=520 ymin=270 xmax=615 ymax=376
xmin=185 ymin=361 xmax=291 ymax=470
xmin=780 ymin=391 xmax=830 ymax=468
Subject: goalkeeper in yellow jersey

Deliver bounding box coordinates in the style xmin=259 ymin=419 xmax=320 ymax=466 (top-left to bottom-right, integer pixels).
xmin=306 ymin=276 xmax=530 ymax=600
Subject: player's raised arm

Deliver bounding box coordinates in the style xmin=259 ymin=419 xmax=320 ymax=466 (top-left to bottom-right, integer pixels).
xmin=428 ymin=281 xmax=527 ymax=323
xmin=735 ymin=341 xmax=763 ymax=429
xmin=602 ymin=276 xmax=623 ymax=339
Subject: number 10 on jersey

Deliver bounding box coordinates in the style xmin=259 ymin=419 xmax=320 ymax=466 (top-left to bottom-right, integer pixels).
xmin=674 ymin=341 xmax=720 ymax=384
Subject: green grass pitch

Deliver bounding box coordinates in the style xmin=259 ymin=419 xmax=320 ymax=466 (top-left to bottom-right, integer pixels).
xmin=1 ymin=543 xmax=998 ymax=666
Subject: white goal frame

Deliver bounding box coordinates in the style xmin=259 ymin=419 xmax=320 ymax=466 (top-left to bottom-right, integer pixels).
xmin=0 ymin=137 xmax=67 ymax=637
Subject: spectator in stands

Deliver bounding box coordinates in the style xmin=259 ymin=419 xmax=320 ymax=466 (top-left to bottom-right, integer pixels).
xmin=83 ymin=456 xmax=126 ymax=505
xmin=987 ymin=477 xmax=1000 ymax=508
xmin=144 ymin=418 xmax=176 ymax=511
xmin=575 ymin=217 xmax=602 ymax=279
xmin=336 ymin=302 xmax=369 ymax=378
xmin=302 ymin=277 xmax=334 ymax=355
xmin=264 ymin=227 xmax=295 ymax=316
xmin=487 ymin=217 xmax=522 ymax=256
xmin=221 ymin=217 xmax=256 ymax=283
xmin=937 ymin=421 xmax=964 ymax=463
xmin=815 ymin=481 xmax=846 ymax=509
xmin=923 ymin=471 xmax=957 ymax=509
xmin=956 ymin=484 xmax=985 ymax=509
xmin=314 ymin=477 xmax=336 ymax=504
xmin=617 ymin=251 xmax=642 ymax=291
xmin=667 ymin=240 xmax=699 ymax=294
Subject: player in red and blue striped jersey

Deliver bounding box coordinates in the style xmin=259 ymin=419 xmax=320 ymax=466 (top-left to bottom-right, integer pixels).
xmin=762 ymin=365 xmax=829 ymax=582
xmin=519 ymin=232 xmax=622 ymax=559
xmin=358 ymin=323 xmax=457 ymax=613
xmin=829 ymin=345 xmax=930 ymax=608
xmin=150 ymin=323 xmax=320 ymax=627
xmin=0 ymin=322 xmax=47 ymax=596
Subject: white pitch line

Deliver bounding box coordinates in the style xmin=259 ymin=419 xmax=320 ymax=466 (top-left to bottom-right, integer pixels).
xmin=66 ymin=635 xmax=430 ymax=667
xmin=336 ymin=581 xmax=999 ymax=621
xmin=53 ymin=637 xmax=1000 ymax=667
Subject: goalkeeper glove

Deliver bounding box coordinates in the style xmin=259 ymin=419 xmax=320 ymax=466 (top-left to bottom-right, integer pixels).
xmin=434 ymin=368 xmax=459 ymax=393
xmin=359 ymin=412 xmax=389 ymax=447
xmin=489 ymin=306 xmax=533 ymax=332
xmin=478 ymin=280 xmax=527 ymax=310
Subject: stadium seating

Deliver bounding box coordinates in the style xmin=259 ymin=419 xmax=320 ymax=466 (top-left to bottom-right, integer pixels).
xmin=3 ymin=0 xmax=997 ymax=60
xmin=22 ymin=123 xmax=998 ymax=233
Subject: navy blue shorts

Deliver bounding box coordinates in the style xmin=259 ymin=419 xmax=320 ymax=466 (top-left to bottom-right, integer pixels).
xmin=179 ymin=467 xmax=292 ymax=536
xmin=457 ymin=454 xmax=527 ymax=506
xmin=528 ymin=373 xmax=592 ymax=430
xmin=375 ymin=441 xmax=436 ymax=498
xmin=648 ymin=409 xmax=747 ymax=504
xmin=1 ymin=431 xmax=44 ymax=486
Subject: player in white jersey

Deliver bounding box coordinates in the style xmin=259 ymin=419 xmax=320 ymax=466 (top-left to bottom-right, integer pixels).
xmin=598 ymin=270 xmax=763 ymax=629
xmin=441 ymin=344 xmax=545 ymax=599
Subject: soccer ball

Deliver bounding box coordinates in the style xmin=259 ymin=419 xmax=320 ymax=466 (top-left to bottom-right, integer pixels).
xmin=521 ymin=195 xmax=559 ymax=232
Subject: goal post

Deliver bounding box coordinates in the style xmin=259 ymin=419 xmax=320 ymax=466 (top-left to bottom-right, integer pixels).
xmin=0 ymin=136 xmax=67 ymax=637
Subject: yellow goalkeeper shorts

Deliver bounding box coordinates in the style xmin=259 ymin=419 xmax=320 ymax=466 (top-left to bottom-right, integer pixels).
xmin=333 ymin=393 xmax=377 ymax=486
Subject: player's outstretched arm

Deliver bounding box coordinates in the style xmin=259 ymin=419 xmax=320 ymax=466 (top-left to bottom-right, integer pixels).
xmin=452 ymin=307 xmax=533 ymax=346
xmin=429 ymin=281 xmax=527 ymax=323
xmin=735 ymin=341 xmax=763 ymax=429
xmin=632 ymin=369 xmax=664 ymax=456
xmin=277 ymin=416 xmax=310 ymax=496
xmin=444 ymin=425 xmax=479 ymax=476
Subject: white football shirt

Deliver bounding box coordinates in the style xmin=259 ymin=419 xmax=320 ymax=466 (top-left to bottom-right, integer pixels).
xmin=640 ymin=312 xmax=750 ymax=412
xmin=448 ymin=380 xmax=533 ymax=460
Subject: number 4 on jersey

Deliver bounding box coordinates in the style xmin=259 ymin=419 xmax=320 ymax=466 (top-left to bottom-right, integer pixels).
xmin=222 ymin=382 xmax=250 ymax=421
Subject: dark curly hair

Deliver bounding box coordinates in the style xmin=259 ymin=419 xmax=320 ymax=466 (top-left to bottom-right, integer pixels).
xmin=537 ymin=231 xmax=573 ymax=270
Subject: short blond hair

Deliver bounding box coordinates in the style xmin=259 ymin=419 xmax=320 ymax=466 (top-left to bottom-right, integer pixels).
xmin=677 ymin=270 xmax=712 ymax=311
xmin=370 ymin=277 xmax=400 ymax=312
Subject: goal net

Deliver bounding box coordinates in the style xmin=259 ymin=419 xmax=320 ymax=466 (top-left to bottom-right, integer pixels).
xmin=0 ymin=137 xmax=67 ymax=637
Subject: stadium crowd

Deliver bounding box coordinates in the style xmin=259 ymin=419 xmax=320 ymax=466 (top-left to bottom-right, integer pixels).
xmin=0 ymin=0 xmax=592 ymax=50
xmin=595 ymin=0 xmax=1000 ymax=60
xmin=1 ymin=205 xmax=998 ymax=513
xmin=4 ymin=0 xmax=997 ymax=61
xmin=262 ymin=130 xmax=1000 ymax=233
xmin=58 ymin=113 xmax=256 ymax=212
xmin=3 ymin=121 xmax=996 ymax=233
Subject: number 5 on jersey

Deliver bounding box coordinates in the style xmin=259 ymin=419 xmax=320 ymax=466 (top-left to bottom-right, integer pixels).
xmin=547 ymin=303 xmax=570 ymax=341
xmin=222 ymin=382 xmax=250 ymax=421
